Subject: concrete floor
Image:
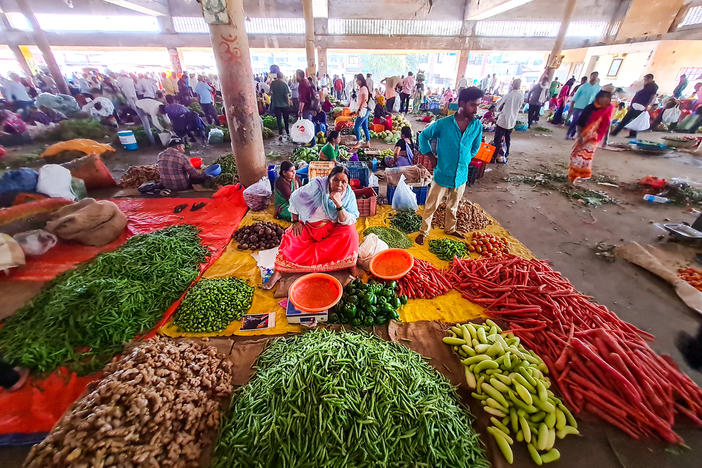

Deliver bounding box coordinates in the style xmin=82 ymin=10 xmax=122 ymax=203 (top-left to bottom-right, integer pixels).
xmin=1 ymin=120 xmax=702 ymax=466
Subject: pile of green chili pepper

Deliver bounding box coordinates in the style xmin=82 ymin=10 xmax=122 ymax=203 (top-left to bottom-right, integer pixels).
xmin=429 ymin=238 xmax=469 ymax=261
xmin=174 ymin=277 xmax=254 ymax=333
xmin=329 ymin=279 xmax=406 ymax=326
xmin=389 ymin=210 xmax=422 ymax=233
xmin=212 ymin=330 xmax=489 ymax=468
xmin=363 ymin=226 xmax=412 ymax=249
xmin=0 ymin=225 xmax=209 ymax=374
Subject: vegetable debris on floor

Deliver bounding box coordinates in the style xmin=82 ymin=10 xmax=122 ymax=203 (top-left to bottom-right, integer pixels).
xmin=212 ymin=330 xmax=489 ymax=468
xmin=0 ymin=225 xmax=209 ymax=374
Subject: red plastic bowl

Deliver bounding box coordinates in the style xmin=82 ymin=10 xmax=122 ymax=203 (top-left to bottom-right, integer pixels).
xmin=189 ymin=157 xmax=203 ymax=169
xmin=289 ymin=273 xmax=343 ymax=313
xmin=369 ymin=249 xmax=414 ymax=280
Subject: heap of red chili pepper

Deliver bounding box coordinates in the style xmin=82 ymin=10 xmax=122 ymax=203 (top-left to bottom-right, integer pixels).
xmin=448 ymin=254 xmax=702 ymax=443
xmin=397 ymin=258 xmax=451 ymax=299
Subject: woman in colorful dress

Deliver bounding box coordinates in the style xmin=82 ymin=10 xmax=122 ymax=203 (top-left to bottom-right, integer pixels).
xmin=551 ymin=77 xmax=575 ymax=125
xmin=274 ymin=161 xmax=301 ymax=221
xmin=265 ymin=166 xmax=360 ymax=288
xmin=568 ymin=90 xmax=613 ymax=184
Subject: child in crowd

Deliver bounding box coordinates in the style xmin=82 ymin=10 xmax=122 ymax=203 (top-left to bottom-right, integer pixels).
xmin=481 ymin=105 xmax=497 ymax=131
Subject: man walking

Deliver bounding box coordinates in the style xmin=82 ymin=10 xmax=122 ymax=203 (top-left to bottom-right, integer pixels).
xmin=611 ymin=73 xmax=658 ymax=139
xmin=366 ymin=73 xmax=374 ymax=94
xmin=194 ymin=75 xmax=218 ymax=125
xmin=296 ymin=69 xmax=314 ymax=120
xmin=492 ymin=79 xmax=524 ymax=163
xmin=415 ymin=87 xmax=484 ymax=245
xmin=400 ymin=72 xmax=415 ymax=113
xmin=566 ymin=71 xmax=600 ymax=139
xmin=527 ymin=77 xmax=549 ymax=128
xmin=270 ymin=72 xmax=291 ymax=141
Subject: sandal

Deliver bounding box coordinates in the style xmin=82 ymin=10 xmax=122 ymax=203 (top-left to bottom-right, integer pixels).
xmin=173 ymin=204 xmax=188 ymax=214
xmin=191 ymin=202 xmax=207 ymax=211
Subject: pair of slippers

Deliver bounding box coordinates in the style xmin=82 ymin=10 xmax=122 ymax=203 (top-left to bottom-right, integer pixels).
xmin=173 ymin=202 xmax=206 ymax=213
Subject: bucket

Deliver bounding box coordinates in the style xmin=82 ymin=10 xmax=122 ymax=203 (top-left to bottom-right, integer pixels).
xmin=117 ymin=130 xmax=138 ymax=151
xmin=189 ymin=157 xmax=203 ymax=169
xmin=267 ymin=164 xmax=277 ymax=190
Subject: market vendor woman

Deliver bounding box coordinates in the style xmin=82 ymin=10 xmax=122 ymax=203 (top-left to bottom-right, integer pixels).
xmin=274 ymin=161 xmax=301 ymax=221
xmin=265 ymin=166 xmax=360 ymax=289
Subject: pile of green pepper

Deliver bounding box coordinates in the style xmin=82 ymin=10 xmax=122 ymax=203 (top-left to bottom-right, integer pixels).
xmin=174 ymin=277 xmax=254 ymax=333
xmin=389 ymin=210 xmax=422 ymax=233
xmin=429 ymin=238 xmax=469 ymax=261
xmin=329 ymin=279 xmax=406 ymax=326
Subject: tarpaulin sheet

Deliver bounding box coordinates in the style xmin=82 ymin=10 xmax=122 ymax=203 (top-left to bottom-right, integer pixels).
xmin=160 ymin=204 xmax=534 ymax=338
xmin=6 ymin=194 xmax=247 ymax=282
xmin=0 ymin=189 xmax=249 ymax=441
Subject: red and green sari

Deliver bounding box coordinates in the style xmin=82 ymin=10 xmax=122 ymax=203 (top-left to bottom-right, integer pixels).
xmin=568 ymin=103 xmax=613 ymax=183
xmin=274 ymin=175 xmax=301 ymax=221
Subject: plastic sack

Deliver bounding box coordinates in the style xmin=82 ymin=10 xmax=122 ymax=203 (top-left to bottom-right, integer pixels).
xmin=391 ymin=174 xmax=418 ymax=212
xmin=0 ymin=233 xmax=25 ymax=274
xmin=71 ymin=177 xmax=87 ymax=200
xmin=0 ymin=168 xmax=39 ymax=196
xmin=358 ymin=234 xmax=388 ymax=271
xmin=625 ymin=111 xmax=650 ymax=132
xmin=662 ymin=107 xmax=682 ymax=124
xmin=208 ymin=128 xmax=224 ymax=145
xmin=13 ymin=229 xmax=57 ymax=256
xmin=290 ymin=119 xmax=315 ymax=144
xmin=61 ymin=153 xmax=116 ymax=189
xmin=243 ymin=176 xmax=272 ymax=211
xmin=36 ymin=164 xmax=76 ymax=200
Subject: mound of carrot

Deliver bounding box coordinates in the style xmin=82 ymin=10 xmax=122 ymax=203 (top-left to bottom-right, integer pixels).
xmin=397 ymin=258 xmax=451 ymax=299
xmin=448 ymin=254 xmax=702 ymax=444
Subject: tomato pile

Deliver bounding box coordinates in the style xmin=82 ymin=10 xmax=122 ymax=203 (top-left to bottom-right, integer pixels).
xmin=469 ymin=232 xmax=509 ymax=257
xmin=678 ymin=267 xmax=702 ymax=291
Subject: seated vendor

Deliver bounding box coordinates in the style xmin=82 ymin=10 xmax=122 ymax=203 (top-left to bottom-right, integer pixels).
xmin=157 ymin=137 xmax=208 ymax=191
xmin=265 ymin=166 xmax=360 ymax=288
xmin=384 ymin=126 xmax=415 ymax=168
xmin=319 ymin=130 xmax=346 ymax=161
xmin=274 ymin=161 xmax=302 ymax=221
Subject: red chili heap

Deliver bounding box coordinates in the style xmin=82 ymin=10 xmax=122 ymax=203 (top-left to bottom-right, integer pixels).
xmin=448 ymin=254 xmax=702 ymax=443
xmin=397 ymin=258 xmax=451 ymax=299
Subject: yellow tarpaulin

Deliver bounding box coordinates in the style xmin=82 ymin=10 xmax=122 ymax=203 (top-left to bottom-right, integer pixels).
xmin=159 ymin=203 xmax=533 ymax=338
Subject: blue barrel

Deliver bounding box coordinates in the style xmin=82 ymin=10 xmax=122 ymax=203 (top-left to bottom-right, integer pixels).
xmin=118 ymin=130 xmax=138 ymax=151
xmin=267 ymin=165 xmax=277 ymax=190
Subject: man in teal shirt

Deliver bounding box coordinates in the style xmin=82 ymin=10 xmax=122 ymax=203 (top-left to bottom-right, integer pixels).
xmin=415 ymin=87 xmax=484 ymax=245
xmin=566 ymin=71 xmax=600 ymax=139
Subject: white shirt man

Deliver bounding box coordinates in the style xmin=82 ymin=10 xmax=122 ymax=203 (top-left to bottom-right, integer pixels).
xmin=137 ymin=76 xmax=157 ymax=99
xmin=495 ymin=83 xmax=524 ymax=130
xmin=366 ymin=75 xmax=374 ymax=93
xmin=117 ymin=74 xmax=138 ymax=106
xmin=136 ymin=98 xmax=169 ymax=131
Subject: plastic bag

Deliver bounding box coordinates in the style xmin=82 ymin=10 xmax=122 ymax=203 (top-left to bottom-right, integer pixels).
xmin=391 ymin=175 xmax=418 ymax=212
xmin=625 ymin=111 xmax=650 ymax=132
xmin=368 ymin=174 xmax=379 ymax=188
xmin=208 ymin=128 xmax=224 ymax=145
xmin=0 ymin=168 xmax=39 ymax=196
xmin=290 ymin=119 xmax=315 ymax=144
xmin=61 ymin=153 xmax=116 ymax=189
xmin=0 ymin=233 xmax=25 ymax=274
xmin=243 ymin=176 xmax=273 ymax=211
xmin=357 ymin=234 xmax=388 ymax=271
xmin=36 ymin=164 xmax=76 ymax=200
xmin=13 ymin=229 xmax=57 ymax=256
xmin=662 ymin=107 xmax=682 ymax=124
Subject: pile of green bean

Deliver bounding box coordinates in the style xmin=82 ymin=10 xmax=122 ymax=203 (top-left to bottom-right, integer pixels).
xmin=174 ymin=277 xmax=254 ymax=333
xmin=213 ymin=330 xmax=489 ymax=468
xmin=429 ymin=239 xmax=468 ymax=261
xmin=389 ymin=210 xmax=422 ymax=233
xmin=0 ymin=225 xmax=209 ymax=374
xmin=444 ymin=320 xmax=579 ymax=465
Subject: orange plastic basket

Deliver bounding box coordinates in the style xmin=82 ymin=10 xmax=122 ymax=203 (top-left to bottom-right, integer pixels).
xmin=289 ymin=273 xmax=343 ymax=312
xmin=371 ymin=123 xmax=386 ymax=132
xmin=369 ymin=249 xmax=414 ymax=280
xmin=341 ymin=108 xmax=352 ymax=116
xmin=473 ymin=142 xmax=496 ymax=163
xmin=308 ymin=161 xmax=336 ymax=180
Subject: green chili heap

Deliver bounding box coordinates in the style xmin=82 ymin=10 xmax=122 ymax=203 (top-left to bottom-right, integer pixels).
xmin=213 ymin=330 xmax=488 ymax=468
xmin=0 ymin=225 xmax=209 ymax=374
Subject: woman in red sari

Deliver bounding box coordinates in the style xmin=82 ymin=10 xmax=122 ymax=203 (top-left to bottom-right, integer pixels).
xmin=568 ymin=90 xmax=613 ymax=184
xmin=265 ymin=166 xmax=360 ymax=288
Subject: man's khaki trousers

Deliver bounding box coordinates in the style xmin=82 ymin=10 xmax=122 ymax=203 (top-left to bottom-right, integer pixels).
xmin=419 ymin=182 xmax=467 ymax=236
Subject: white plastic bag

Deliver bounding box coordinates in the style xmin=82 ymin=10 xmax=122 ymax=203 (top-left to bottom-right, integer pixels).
xmin=0 ymin=233 xmax=25 ymax=275
xmin=208 ymin=128 xmax=224 ymax=145
xmin=393 ymin=94 xmax=401 ymax=112
xmin=36 ymin=164 xmax=76 ymax=200
xmin=368 ymin=174 xmax=379 ymax=188
xmin=13 ymin=229 xmax=57 ymax=256
xmin=662 ymin=107 xmax=681 ymax=124
xmin=357 ymin=234 xmax=388 ymax=271
xmin=243 ymin=175 xmax=273 ymax=211
xmin=290 ymin=118 xmax=315 ymax=143
xmin=391 ymin=174 xmax=418 ymax=212
xmin=625 ymin=110 xmax=650 ymax=132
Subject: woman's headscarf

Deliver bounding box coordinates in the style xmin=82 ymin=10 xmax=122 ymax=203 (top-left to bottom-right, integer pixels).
xmin=289 ymin=176 xmax=359 ymax=225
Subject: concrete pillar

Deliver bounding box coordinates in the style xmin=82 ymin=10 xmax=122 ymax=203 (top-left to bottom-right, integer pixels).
xmin=201 ymin=0 xmax=265 ymax=187
xmin=168 ymin=47 xmax=183 ymax=74
xmin=545 ymin=0 xmax=577 ymax=82
xmin=302 ymin=0 xmax=316 ymax=77
xmin=318 ymin=47 xmax=327 ymax=76
xmin=455 ymin=48 xmax=469 ymax=89
xmin=9 ymin=44 xmax=34 ymax=81
xmin=15 ymin=0 xmax=69 ymax=94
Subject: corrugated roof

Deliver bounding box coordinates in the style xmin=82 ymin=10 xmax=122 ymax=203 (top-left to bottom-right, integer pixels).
xmin=680 ymin=5 xmax=702 ymax=27
xmin=475 ymin=20 xmax=607 ymax=38
xmin=173 ymin=16 xmax=305 ymax=35
xmin=327 ymin=19 xmax=463 ymax=36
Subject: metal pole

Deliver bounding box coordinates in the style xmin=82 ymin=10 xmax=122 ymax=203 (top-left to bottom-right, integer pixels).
xmin=202 ymin=0 xmax=266 ymax=187
xmin=302 ymin=0 xmax=316 ymax=77
xmin=15 ymin=0 xmax=69 ymax=94
xmin=545 ymin=0 xmax=577 ymax=82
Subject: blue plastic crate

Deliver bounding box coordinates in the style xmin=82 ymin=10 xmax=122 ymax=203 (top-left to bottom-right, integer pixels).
xmin=343 ymin=161 xmax=369 ymax=187
xmin=386 ymin=183 xmax=430 ymax=206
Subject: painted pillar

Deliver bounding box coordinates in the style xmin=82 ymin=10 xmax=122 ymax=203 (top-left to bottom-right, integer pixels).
xmin=318 ymin=47 xmax=328 ymax=76
xmin=302 ymin=0 xmax=316 ymax=77
xmin=200 ymin=0 xmax=266 ymax=187
xmin=15 ymin=0 xmax=69 ymax=94
xmin=9 ymin=44 xmax=35 ymax=81
xmin=455 ymin=48 xmax=469 ymax=89
xmin=168 ymin=47 xmax=183 ymax=74
xmin=545 ymin=0 xmax=577 ymax=82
